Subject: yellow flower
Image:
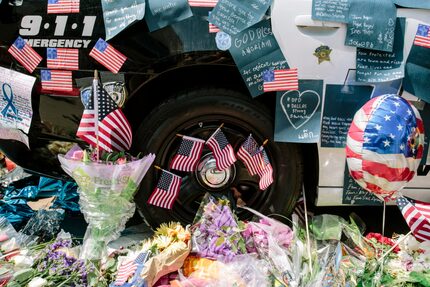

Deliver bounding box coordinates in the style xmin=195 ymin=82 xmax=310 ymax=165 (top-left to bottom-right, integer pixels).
xmin=153 ymin=235 xmax=173 ymax=250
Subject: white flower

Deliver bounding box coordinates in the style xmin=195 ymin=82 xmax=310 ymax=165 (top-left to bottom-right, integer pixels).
xmin=11 ymin=255 xmax=34 ymax=267
xmin=419 ymin=241 xmax=430 ymax=253
xmin=28 ymin=277 xmax=48 ymax=287
xmin=399 ymin=235 xmax=420 ymax=252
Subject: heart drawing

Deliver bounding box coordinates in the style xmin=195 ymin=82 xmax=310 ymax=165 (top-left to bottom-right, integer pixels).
xmin=280 ymin=90 xmax=321 ymax=130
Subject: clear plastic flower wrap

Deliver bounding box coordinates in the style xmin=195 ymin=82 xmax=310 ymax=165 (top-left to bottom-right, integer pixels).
xmin=58 ymin=152 xmax=155 ymax=260
xmin=20 ymin=209 xmax=65 ymax=242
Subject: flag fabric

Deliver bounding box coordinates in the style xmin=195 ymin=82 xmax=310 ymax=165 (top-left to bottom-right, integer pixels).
xmin=346 ymin=95 xmax=425 ymax=199
xmin=47 ymin=0 xmax=79 ymax=14
xmin=114 ymin=252 xmax=150 ymax=285
xmin=41 ymin=70 xmax=73 ymax=92
xmin=148 ymin=169 xmax=182 ymax=209
xmin=257 ymin=149 xmax=274 ymax=190
xmin=188 ymin=0 xmax=218 ymax=7
xmin=8 ymin=37 xmax=42 ymax=73
xmin=89 ymin=38 xmax=127 ymax=74
xmin=47 ymin=48 xmax=79 ymax=70
xmin=76 ymin=77 xmax=132 ymax=152
xmin=209 ymin=22 xmax=220 ymax=33
xmin=397 ymin=196 xmax=430 ymax=241
xmin=414 ymin=24 xmax=430 ymax=48
xmin=237 ymin=134 xmax=263 ymax=176
xmin=262 ymin=68 xmax=299 ymax=92
xmin=206 ymin=128 xmax=237 ymax=171
xmin=170 ymin=136 xmax=205 ymax=172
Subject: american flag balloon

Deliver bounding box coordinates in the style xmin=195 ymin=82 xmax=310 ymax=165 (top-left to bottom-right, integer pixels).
xmin=346 ymin=94 xmax=424 ymax=200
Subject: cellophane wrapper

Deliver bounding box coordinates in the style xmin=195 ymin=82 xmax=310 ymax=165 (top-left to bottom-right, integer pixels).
xmin=58 ymin=153 xmax=155 ymax=260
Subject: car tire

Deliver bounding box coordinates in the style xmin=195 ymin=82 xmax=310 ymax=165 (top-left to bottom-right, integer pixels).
xmin=133 ymin=87 xmax=303 ymax=227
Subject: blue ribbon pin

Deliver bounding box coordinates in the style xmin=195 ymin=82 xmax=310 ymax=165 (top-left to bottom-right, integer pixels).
xmin=1 ymin=83 xmax=18 ymax=118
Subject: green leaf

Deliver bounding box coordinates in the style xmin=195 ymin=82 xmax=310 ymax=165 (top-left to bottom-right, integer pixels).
xmin=215 ymin=237 xmax=224 ymax=247
xmin=6 ymin=281 xmax=21 ymax=287
xmin=87 ymin=271 xmax=99 ymax=287
xmin=11 ymin=268 xmax=34 ymax=283
xmin=105 ymin=258 xmax=117 ymax=272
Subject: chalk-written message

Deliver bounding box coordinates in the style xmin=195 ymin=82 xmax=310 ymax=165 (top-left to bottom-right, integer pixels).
xmin=356 ymin=18 xmax=405 ymax=83
xmin=229 ymin=19 xmax=289 ymax=97
xmin=275 ymin=80 xmax=323 ymax=143
xmin=345 ymin=0 xmax=396 ymax=52
xmin=343 ymin=163 xmax=382 ymax=205
xmin=145 ymin=0 xmax=192 ymax=32
xmin=0 ymin=66 xmax=35 ymax=134
xmin=321 ymin=84 xmax=373 ymax=148
xmin=312 ymin=0 xmax=350 ymax=23
xmin=208 ymin=0 xmax=272 ymax=35
xmin=101 ymin=0 xmax=145 ymax=40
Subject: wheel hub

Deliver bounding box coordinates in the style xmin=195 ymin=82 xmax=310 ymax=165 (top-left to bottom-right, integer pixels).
xmin=195 ymin=153 xmax=235 ymax=189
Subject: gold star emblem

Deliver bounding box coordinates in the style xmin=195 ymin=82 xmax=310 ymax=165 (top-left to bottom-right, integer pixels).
xmin=313 ymin=45 xmax=332 ymax=64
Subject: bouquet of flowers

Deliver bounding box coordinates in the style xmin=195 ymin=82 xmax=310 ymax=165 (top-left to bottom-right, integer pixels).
xmin=58 ymin=146 xmax=155 ymax=260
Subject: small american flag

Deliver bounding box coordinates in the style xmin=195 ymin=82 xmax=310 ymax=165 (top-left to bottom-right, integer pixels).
xmin=257 ymin=149 xmax=273 ymax=190
xmin=114 ymin=252 xmax=150 ymax=285
xmin=148 ymin=169 xmax=182 ymax=209
xmin=76 ymin=77 xmax=132 ymax=152
xmin=188 ymin=0 xmax=218 ymax=7
xmin=170 ymin=136 xmax=205 ymax=172
xmin=262 ymin=68 xmax=299 ymax=92
xmin=397 ymin=196 xmax=430 ymax=241
xmin=41 ymin=70 xmax=73 ymax=92
xmin=414 ymin=24 xmax=430 ymax=48
xmin=237 ymin=134 xmax=263 ymax=176
xmin=47 ymin=0 xmax=79 ymax=14
xmin=208 ymin=12 xmax=220 ymax=33
xmin=206 ymin=127 xmax=237 ymax=171
xmin=89 ymin=39 xmax=127 ymax=74
xmin=8 ymin=37 xmax=42 ymax=73
xmin=47 ymin=48 xmax=79 ymax=70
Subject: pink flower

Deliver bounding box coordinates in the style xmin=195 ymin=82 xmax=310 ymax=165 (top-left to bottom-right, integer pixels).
xmin=116 ymin=157 xmax=127 ymax=165
xmin=70 ymin=150 xmax=84 ymax=160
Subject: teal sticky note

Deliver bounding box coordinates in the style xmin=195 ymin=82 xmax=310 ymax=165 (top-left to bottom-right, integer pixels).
xmin=345 ymin=0 xmax=397 ymax=52
xmin=320 ymin=84 xmax=373 ymax=148
xmin=393 ymin=0 xmax=430 ymax=9
xmin=403 ymin=23 xmax=430 ymax=103
xmin=208 ymin=0 xmax=272 ymax=35
xmin=312 ymin=0 xmax=351 ymax=23
xmin=145 ymin=0 xmax=193 ymax=32
xmin=229 ymin=19 xmax=289 ymax=98
xmin=275 ymin=80 xmax=323 ymax=143
xmin=356 ymin=18 xmax=405 ymax=83
xmin=101 ymin=0 xmax=145 ymax=40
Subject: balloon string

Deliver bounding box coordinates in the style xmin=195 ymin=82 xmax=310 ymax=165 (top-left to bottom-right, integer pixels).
xmin=382 ymin=201 xmax=386 ymax=236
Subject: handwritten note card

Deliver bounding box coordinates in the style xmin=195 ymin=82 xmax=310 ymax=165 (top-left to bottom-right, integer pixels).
xmin=312 ymin=0 xmax=350 ymax=23
xmin=320 ymin=84 xmax=373 ymax=148
xmin=345 ymin=0 xmax=397 ymax=52
xmin=343 ymin=162 xmax=382 ymax=205
xmin=145 ymin=0 xmax=193 ymax=32
xmin=101 ymin=0 xmax=145 ymax=41
xmin=0 ymin=67 xmax=35 ymax=134
xmin=229 ymin=19 xmax=289 ymax=98
xmin=275 ymin=80 xmax=323 ymax=143
xmin=356 ymin=18 xmax=405 ymax=83
xmin=208 ymin=0 xmax=272 ymax=35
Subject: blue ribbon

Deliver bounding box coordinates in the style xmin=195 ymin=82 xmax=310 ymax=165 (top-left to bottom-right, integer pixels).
xmin=1 ymin=83 xmax=18 ymax=118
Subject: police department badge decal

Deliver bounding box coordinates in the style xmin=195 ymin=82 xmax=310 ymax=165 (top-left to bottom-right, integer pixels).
xmin=313 ymin=45 xmax=332 ymax=64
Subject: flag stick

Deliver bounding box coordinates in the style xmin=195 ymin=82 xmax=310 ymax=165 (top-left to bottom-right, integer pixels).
xmin=206 ymin=123 xmax=225 ymax=143
xmin=154 ymin=165 xmax=162 ymax=170
xmin=93 ymin=70 xmax=100 ymax=162
xmin=302 ymin=185 xmax=313 ymax=276
xmin=262 ymin=139 xmax=269 ymax=147
xmin=176 ymin=134 xmax=184 ymax=137
xmin=382 ymin=201 xmax=386 ymax=236
xmin=378 ymin=231 xmax=412 ymax=263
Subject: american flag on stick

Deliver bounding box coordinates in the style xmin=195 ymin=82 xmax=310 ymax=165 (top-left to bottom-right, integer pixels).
xmin=89 ymin=38 xmax=127 ymax=74
xmin=414 ymin=24 xmax=430 ymax=48
xmin=47 ymin=0 xmax=80 ymax=14
xmin=262 ymin=68 xmax=299 ymax=92
xmin=148 ymin=168 xmax=182 ymax=209
xmin=47 ymin=48 xmax=79 ymax=70
xmin=76 ymin=71 xmax=132 ymax=152
xmin=206 ymin=127 xmax=237 ymax=171
xmin=41 ymin=70 xmax=73 ymax=92
xmin=397 ymin=196 xmax=430 ymax=241
xmin=257 ymin=149 xmax=274 ymax=190
xmin=237 ymin=134 xmax=264 ymax=176
xmin=170 ymin=135 xmax=205 ymax=172
xmin=188 ymin=0 xmax=218 ymax=7
xmin=114 ymin=252 xmax=150 ymax=285
xmin=8 ymin=37 xmax=42 ymax=73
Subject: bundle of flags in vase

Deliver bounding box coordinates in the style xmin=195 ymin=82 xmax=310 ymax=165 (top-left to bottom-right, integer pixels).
xmin=148 ymin=129 xmax=274 ymax=210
